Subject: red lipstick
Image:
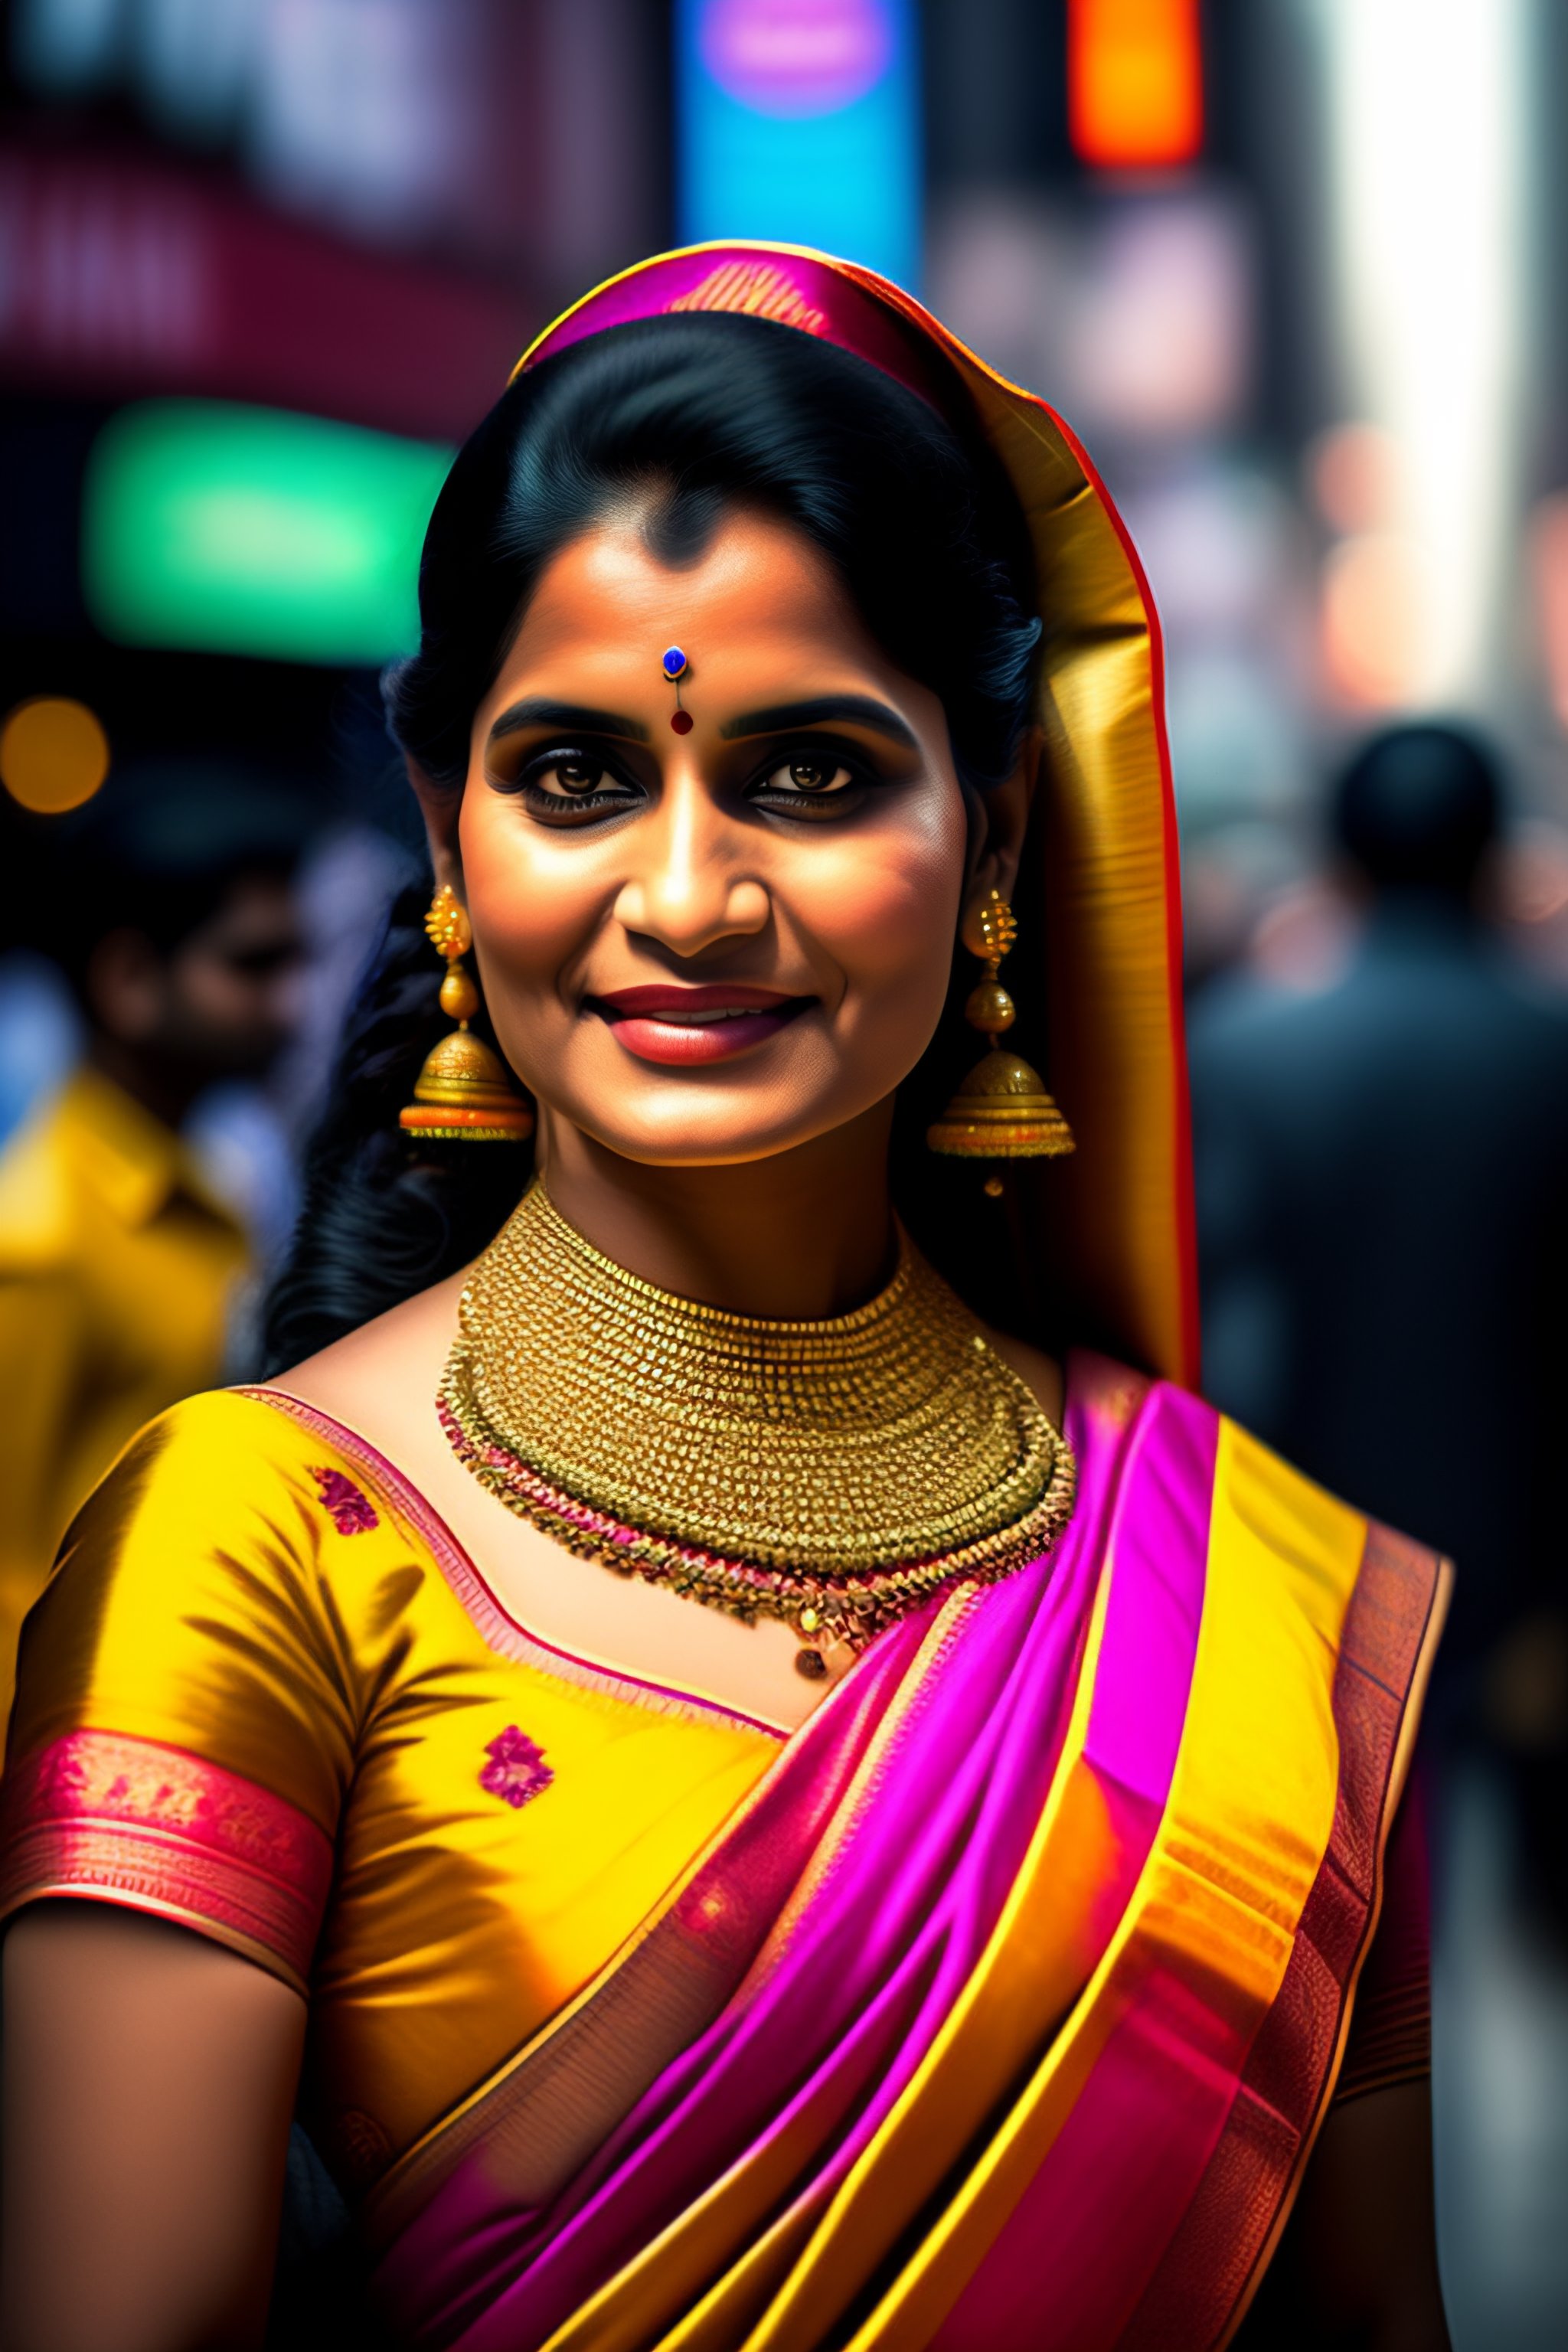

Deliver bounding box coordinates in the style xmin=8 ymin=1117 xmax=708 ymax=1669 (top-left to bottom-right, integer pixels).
xmin=590 ymin=984 xmax=811 ymax=1067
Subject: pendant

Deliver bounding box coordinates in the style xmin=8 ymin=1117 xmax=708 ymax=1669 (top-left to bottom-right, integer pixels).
xmin=795 ymin=1601 xmax=830 ymax=1679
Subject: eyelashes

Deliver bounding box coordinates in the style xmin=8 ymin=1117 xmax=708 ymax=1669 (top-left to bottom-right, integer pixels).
xmin=488 ymin=749 xmax=638 ymax=822
xmin=488 ymin=739 xmax=884 ymax=828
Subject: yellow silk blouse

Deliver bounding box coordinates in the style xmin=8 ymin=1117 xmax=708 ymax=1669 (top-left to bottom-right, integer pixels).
xmin=0 ymin=1388 xmax=780 ymax=2194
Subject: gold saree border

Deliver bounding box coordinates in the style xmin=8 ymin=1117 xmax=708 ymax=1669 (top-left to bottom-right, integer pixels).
xmin=1194 ymin=1536 xmax=1450 ymax=2352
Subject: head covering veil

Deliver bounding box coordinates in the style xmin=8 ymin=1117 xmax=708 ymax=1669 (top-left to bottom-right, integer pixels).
xmin=518 ymin=243 xmax=1197 ymax=1389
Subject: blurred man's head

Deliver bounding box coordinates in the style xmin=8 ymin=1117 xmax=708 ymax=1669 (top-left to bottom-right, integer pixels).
xmin=1334 ymin=723 xmax=1501 ymax=902
xmin=43 ymin=762 xmax=314 ymax=1119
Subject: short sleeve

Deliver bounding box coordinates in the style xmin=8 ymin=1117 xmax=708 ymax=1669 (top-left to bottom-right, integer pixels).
xmin=0 ymin=1391 xmax=361 ymax=1994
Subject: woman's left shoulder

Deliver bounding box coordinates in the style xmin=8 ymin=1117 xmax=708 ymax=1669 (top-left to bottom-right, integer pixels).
xmin=982 ymin=1325 xmax=1065 ymax=1425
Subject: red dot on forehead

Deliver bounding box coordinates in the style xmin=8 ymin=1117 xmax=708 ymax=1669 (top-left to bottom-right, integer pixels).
xmin=670 ymin=710 xmax=694 ymax=735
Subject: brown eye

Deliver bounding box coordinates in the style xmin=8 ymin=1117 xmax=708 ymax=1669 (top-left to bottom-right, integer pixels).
xmin=554 ymin=759 xmax=604 ymax=795
xmin=759 ymin=756 xmax=853 ymax=797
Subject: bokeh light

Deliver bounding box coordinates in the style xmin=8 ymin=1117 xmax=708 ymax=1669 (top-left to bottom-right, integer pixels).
xmin=1320 ymin=532 xmax=1427 ymax=708
xmin=1068 ymin=0 xmax=1203 ymax=173
xmin=0 ymin=697 xmax=110 ymax=814
xmin=82 ymin=402 xmax=452 ymax=668
xmin=1307 ymin=422 xmax=1403 ymax=537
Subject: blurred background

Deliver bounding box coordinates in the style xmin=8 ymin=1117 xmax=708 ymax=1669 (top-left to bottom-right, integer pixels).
xmin=2 ymin=4 xmax=1566 ymax=2339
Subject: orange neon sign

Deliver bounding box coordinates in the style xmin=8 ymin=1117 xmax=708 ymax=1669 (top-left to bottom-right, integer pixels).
xmin=1069 ymin=0 xmax=1204 ymax=171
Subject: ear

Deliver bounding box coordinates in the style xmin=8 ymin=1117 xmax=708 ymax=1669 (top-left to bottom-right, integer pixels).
xmin=962 ymin=730 xmax=1040 ymax=934
xmin=406 ymin=758 xmax=465 ymax=900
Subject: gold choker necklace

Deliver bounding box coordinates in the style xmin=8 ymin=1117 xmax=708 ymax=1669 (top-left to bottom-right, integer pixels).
xmin=439 ymin=1183 xmax=1075 ymax=1677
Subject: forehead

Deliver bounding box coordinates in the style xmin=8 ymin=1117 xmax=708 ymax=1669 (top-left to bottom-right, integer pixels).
xmin=498 ymin=508 xmax=884 ymax=679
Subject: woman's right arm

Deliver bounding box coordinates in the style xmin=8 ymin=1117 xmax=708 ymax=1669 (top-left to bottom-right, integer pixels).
xmin=2 ymin=1903 xmax=305 ymax=2352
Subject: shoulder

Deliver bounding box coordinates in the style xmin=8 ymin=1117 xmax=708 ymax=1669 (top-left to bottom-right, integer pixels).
xmin=38 ymin=1383 xmax=423 ymax=1655
xmin=33 ymin=1393 xmax=358 ymax=1662
xmin=70 ymin=1386 xmax=341 ymax=1527
xmin=9 ymin=1381 xmax=429 ymax=1813
xmin=276 ymin=1268 xmax=466 ymax=1419
xmin=982 ymin=1325 xmax=1065 ymax=1426
xmin=277 ymin=1269 xmax=465 ymax=1392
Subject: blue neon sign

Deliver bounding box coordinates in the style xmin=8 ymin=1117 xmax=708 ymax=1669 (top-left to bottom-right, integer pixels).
xmin=675 ymin=0 xmax=920 ymax=291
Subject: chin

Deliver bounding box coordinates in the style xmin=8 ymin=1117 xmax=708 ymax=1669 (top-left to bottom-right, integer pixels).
xmin=570 ymin=1112 xmax=852 ymax=1171
xmin=541 ymin=1076 xmax=879 ymax=1170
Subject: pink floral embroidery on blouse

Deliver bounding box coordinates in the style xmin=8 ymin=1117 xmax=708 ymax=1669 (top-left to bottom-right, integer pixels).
xmin=309 ymin=1466 xmax=379 ymax=1536
xmin=480 ymin=1726 xmax=554 ymax=1810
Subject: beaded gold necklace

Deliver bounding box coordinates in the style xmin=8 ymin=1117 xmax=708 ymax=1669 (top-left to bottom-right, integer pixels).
xmin=439 ymin=1181 xmax=1075 ymax=1677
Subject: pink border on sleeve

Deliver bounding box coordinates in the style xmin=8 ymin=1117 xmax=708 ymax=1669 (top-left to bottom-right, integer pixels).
xmin=0 ymin=1728 xmax=333 ymax=1994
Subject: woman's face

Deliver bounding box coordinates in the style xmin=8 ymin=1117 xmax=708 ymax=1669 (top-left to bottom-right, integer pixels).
xmin=428 ymin=508 xmax=1026 ymax=1170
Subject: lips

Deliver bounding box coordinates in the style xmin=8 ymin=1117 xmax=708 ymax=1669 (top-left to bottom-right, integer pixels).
xmin=590 ymin=983 xmax=813 ymax=1067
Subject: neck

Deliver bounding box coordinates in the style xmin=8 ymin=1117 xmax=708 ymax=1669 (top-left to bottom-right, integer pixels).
xmin=532 ymin=1098 xmax=898 ymax=1321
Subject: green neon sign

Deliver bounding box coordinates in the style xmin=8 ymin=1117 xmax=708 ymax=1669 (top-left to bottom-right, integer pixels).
xmin=83 ymin=401 xmax=452 ymax=665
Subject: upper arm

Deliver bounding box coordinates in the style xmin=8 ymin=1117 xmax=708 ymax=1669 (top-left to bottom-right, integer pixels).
xmin=1235 ymin=2080 xmax=1450 ymax=2351
xmin=0 ymin=1396 xmax=361 ymax=2345
xmin=2 ymin=1903 xmax=306 ymax=2352
xmin=1 ymin=1393 xmax=354 ymax=1997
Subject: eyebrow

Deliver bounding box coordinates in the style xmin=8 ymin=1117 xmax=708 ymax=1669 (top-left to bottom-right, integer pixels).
xmin=487 ymin=697 xmax=650 ymax=745
xmin=719 ymin=695 xmax=919 ymax=750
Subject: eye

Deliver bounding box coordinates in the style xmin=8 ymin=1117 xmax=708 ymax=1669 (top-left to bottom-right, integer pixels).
xmin=501 ymin=748 xmax=643 ymax=825
xmin=750 ymin=752 xmax=864 ymax=818
xmin=535 ymin=756 xmax=609 ymax=799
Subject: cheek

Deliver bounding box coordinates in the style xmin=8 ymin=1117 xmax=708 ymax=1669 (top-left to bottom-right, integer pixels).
xmin=458 ymin=791 xmax=592 ymax=1001
xmin=805 ymin=798 xmax=966 ymax=1027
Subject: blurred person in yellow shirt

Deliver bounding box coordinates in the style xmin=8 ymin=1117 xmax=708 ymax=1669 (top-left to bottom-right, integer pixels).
xmin=0 ymin=762 xmax=312 ymax=1726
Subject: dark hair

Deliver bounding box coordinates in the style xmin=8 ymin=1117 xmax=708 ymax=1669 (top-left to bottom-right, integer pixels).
xmin=1334 ymin=722 xmax=1501 ymax=896
xmin=31 ymin=758 xmax=316 ymax=1004
xmin=264 ymin=312 xmax=1044 ymax=1369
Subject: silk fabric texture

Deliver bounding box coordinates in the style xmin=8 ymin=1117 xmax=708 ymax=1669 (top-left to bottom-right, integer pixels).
xmin=363 ymin=1359 xmax=1442 ymax=2352
xmin=0 ymin=1359 xmax=1442 ymax=2349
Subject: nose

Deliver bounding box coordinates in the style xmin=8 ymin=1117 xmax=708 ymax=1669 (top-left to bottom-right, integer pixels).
xmin=612 ymin=769 xmax=769 ymax=955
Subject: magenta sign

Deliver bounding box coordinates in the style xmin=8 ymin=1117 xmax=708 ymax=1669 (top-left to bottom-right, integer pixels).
xmin=698 ymin=0 xmax=895 ymax=119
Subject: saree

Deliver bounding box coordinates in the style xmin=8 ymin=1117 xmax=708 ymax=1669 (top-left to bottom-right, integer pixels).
xmin=361 ymin=1355 xmax=1445 ymax=2352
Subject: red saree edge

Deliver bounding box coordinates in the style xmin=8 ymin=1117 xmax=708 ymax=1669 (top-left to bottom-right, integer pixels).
xmin=1128 ymin=1532 xmax=1451 ymax=2351
xmin=0 ymin=1726 xmax=331 ymax=1997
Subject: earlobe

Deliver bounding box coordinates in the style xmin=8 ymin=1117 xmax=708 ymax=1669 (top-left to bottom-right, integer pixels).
xmin=963 ymin=733 xmax=1040 ymax=925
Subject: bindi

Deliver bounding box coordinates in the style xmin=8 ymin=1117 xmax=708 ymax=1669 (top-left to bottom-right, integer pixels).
xmin=662 ymin=645 xmax=694 ymax=734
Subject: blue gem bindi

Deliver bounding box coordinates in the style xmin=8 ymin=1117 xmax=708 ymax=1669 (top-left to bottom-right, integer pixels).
xmin=663 ymin=645 xmax=692 ymax=730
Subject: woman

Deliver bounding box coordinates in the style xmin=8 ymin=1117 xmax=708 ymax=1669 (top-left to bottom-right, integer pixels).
xmin=0 ymin=247 xmax=1448 ymax=2350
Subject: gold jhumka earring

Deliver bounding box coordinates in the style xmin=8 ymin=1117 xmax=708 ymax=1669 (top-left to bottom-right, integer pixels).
xmin=399 ymin=886 xmax=534 ymax=1143
xmin=927 ymin=890 xmax=1073 ymax=1194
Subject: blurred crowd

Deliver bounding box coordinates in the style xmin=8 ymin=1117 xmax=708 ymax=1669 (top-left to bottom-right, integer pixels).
xmin=1189 ymin=724 xmax=1568 ymax=2345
